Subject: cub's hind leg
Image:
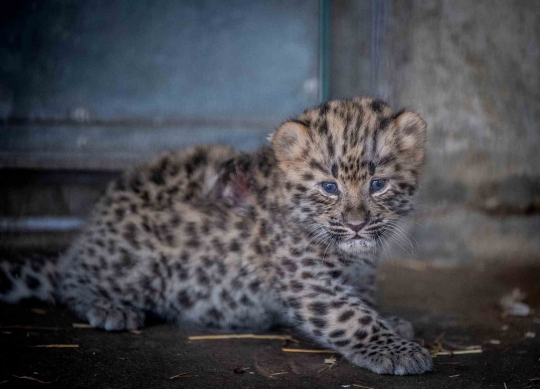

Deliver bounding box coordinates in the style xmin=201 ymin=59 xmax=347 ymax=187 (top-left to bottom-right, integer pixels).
xmin=61 ymin=290 xmax=146 ymax=331
xmin=58 ymin=271 xmax=146 ymax=331
xmin=383 ymin=316 xmax=415 ymax=341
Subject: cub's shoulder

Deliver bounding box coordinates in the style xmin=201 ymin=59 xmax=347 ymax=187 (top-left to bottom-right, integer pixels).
xmin=98 ymin=145 xmax=240 ymax=208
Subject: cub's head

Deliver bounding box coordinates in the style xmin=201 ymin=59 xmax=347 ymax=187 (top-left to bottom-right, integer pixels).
xmin=271 ymin=97 xmax=427 ymax=256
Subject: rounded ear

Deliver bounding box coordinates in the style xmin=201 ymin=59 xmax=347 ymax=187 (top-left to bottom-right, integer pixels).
xmin=394 ymin=111 xmax=427 ymax=165
xmin=271 ymin=121 xmax=310 ymax=171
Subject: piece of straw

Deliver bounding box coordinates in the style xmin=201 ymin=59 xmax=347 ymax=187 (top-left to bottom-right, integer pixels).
xmin=32 ymin=344 xmax=79 ymax=348
xmin=433 ymin=349 xmax=482 ymax=356
xmin=188 ymin=334 xmax=298 ymax=343
xmin=281 ymin=348 xmax=334 ymax=354
xmin=72 ymin=323 xmax=94 ymax=329
xmin=318 ymin=355 xmax=338 ymax=373
xmin=12 ymin=376 xmax=51 ymax=384
xmin=168 ymin=373 xmax=188 ymax=380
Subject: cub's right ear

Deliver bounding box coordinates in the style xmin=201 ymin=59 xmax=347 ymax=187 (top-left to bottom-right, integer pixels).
xmin=271 ymin=121 xmax=310 ymax=172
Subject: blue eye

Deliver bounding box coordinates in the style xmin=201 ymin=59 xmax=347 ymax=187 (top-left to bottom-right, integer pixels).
xmin=370 ymin=179 xmax=387 ymax=193
xmin=321 ymin=181 xmax=338 ymax=195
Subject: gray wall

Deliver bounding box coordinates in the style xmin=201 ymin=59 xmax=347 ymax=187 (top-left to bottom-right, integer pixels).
xmin=374 ymin=0 xmax=540 ymax=263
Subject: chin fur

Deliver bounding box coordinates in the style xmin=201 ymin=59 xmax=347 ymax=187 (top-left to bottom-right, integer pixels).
xmin=337 ymin=238 xmax=376 ymax=255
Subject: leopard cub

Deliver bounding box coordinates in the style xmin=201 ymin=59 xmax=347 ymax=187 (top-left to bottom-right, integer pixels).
xmin=0 ymin=97 xmax=431 ymax=375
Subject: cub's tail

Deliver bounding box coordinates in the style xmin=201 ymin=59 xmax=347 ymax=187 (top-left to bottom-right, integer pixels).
xmin=0 ymin=251 xmax=59 ymax=304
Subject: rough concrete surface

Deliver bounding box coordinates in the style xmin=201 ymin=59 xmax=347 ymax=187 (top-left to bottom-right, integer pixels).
xmin=376 ymin=0 xmax=540 ymax=264
xmin=1 ymin=260 xmax=539 ymax=389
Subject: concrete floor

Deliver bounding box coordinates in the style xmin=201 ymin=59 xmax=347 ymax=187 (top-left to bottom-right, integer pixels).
xmin=0 ymin=260 xmax=539 ymax=389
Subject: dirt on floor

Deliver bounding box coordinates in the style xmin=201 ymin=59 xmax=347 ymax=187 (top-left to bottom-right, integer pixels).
xmin=0 ymin=260 xmax=539 ymax=389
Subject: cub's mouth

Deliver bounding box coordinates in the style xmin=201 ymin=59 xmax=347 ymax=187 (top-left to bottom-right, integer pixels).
xmin=337 ymin=235 xmax=376 ymax=254
xmin=350 ymin=235 xmax=365 ymax=240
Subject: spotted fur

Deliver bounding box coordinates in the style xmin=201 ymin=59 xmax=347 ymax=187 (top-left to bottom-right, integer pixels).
xmin=0 ymin=97 xmax=431 ymax=375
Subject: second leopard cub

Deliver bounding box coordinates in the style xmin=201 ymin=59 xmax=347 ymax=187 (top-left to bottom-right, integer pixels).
xmin=1 ymin=97 xmax=431 ymax=375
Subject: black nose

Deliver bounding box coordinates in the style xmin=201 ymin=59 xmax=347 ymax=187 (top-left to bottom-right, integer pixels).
xmin=344 ymin=220 xmax=368 ymax=232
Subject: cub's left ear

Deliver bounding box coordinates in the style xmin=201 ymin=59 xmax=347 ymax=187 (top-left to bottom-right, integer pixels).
xmin=271 ymin=120 xmax=310 ymax=172
xmin=394 ymin=111 xmax=427 ymax=165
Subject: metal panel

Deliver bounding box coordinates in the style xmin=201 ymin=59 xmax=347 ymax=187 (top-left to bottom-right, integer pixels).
xmin=0 ymin=0 xmax=323 ymax=169
xmin=0 ymin=121 xmax=272 ymax=170
xmin=1 ymin=0 xmax=320 ymax=121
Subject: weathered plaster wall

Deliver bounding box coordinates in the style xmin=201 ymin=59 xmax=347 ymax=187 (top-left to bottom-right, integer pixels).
xmin=379 ymin=0 xmax=540 ymax=262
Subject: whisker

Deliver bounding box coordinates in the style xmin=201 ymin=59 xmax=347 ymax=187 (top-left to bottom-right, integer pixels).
xmin=381 ymin=228 xmax=415 ymax=257
xmin=384 ymin=222 xmax=417 ymax=253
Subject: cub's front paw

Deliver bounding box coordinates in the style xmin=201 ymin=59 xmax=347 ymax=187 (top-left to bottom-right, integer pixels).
xmin=351 ymin=336 xmax=432 ymax=375
xmin=86 ymin=304 xmax=145 ymax=331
